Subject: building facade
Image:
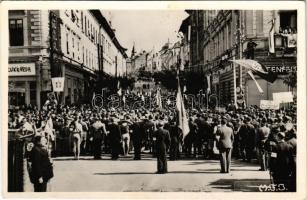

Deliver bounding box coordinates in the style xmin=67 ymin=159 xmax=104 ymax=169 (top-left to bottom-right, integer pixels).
xmin=183 ymin=10 xmax=297 ymax=107
xmin=8 ymin=9 xmax=127 ymax=107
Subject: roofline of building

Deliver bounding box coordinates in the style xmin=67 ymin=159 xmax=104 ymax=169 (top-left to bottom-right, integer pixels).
xmin=90 ymin=10 xmax=128 ymax=59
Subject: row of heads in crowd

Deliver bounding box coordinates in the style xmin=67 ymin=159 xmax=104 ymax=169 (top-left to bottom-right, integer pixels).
xmin=9 ymin=104 xmax=296 ymax=132
xmin=279 ymin=26 xmax=297 ymax=34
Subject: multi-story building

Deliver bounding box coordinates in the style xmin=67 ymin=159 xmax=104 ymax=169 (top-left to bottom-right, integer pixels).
xmin=185 ymin=10 xmax=297 ymax=107
xmin=8 ymin=9 xmax=127 ymax=107
xmin=186 ymin=10 xmax=205 ymax=70
xmin=178 ymin=15 xmax=191 ymax=70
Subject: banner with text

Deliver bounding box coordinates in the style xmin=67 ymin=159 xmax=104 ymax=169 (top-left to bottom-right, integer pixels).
xmin=260 ymin=100 xmax=280 ymax=110
xmin=273 ymin=92 xmax=293 ymax=104
xmin=51 ymin=77 xmax=65 ymax=92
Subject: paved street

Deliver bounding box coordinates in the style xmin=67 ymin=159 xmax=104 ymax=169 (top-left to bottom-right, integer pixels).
xmin=25 ymin=154 xmax=271 ymax=192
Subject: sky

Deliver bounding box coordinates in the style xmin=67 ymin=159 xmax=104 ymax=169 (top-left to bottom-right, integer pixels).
xmin=102 ymin=10 xmax=188 ymax=57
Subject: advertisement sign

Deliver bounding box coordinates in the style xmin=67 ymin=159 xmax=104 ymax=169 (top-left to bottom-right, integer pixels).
xmin=51 ymin=77 xmax=65 ymax=92
xmin=9 ymin=63 xmax=36 ymax=76
xmin=273 ymin=92 xmax=293 ymax=104
xmin=260 ymin=100 xmax=280 ymax=110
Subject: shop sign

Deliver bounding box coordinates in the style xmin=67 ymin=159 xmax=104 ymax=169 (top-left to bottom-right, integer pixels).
xmin=267 ymin=65 xmax=297 ymax=74
xmin=9 ymin=63 xmax=36 ymax=76
xmin=260 ymin=100 xmax=280 ymax=110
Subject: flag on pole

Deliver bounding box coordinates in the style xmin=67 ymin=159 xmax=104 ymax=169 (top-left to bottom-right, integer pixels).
xmin=206 ymin=75 xmax=211 ymax=94
xmin=269 ymin=18 xmax=275 ymax=54
xmin=117 ymin=81 xmax=122 ymax=96
xmin=247 ymin=70 xmax=264 ymax=94
xmin=92 ymin=92 xmax=96 ymax=101
xmin=156 ymin=88 xmax=163 ymax=109
xmin=230 ymin=59 xmax=277 ymax=83
xmin=176 ymin=84 xmax=190 ymax=140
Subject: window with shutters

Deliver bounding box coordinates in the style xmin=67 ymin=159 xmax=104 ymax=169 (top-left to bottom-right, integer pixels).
xmin=245 ymin=10 xmax=254 ymax=36
xmin=9 ymin=19 xmax=24 ymax=46
xmin=256 ymin=10 xmax=263 ymax=36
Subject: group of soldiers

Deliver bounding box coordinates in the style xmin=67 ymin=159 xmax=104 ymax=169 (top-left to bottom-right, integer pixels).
xmin=8 ymin=102 xmax=297 ymax=191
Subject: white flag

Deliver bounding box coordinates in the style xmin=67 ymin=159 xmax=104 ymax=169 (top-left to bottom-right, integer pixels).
xmin=176 ymin=85 xmax=190 ymax=140
xmin=206 ymin=75 xmax=211 ymax=94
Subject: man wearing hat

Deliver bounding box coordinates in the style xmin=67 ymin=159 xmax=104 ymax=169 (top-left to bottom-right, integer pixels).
xmin=91 ymin=117 xmax=107 ymax=159
xmin=257 ymin=118 xmax=270 ymax=171
xmin=238 ymin=116 xmax=256 ymax=162
xmin=108 ymin=117 xmax=122 ymax=160
xmin=169 ymin=119 xmax=180 ymax=161
xmin=216 ymin=117 xmax=234 ymax=173
xmin=130 ymin=117 xmax=143 ymax=160
xmin=286 ymin=127 xmax=297 ymax=191
xmin=155 ymin=121 xmax=171 ymax=174
xmin=270 ymin=131 xmax=293 ymax=189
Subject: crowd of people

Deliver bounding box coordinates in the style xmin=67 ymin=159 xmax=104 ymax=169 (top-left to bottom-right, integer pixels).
xmin=8 ymin=93 xmax=297 ymax=192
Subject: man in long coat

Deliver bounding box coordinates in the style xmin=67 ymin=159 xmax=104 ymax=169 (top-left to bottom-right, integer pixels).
xmin=108 ymin=118 xmax=122 ymax=160
xmin=216 ymin=117 xmax=234 ymax=173
xmin=155 ymin=122 xmax=171 ymax=174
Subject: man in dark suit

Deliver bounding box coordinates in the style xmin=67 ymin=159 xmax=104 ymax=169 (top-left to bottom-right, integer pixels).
xmin=216 ymin=117 xmax=234 ymax=173
xmin=155 ymin=122 xmax=171 ymax=174
xmin=239 ymin=117 xmax=256 ymax=162
xmin=131 ymin=118 xmax=142 ymax=160
xmin=169 ymin=120 xmax=180 ymax=160
xmin=108 ymin=118 xmax=122 ymax=160
xmin=271 ymin=132 xmax=292 ymax=189
xmin=28 ymin=135 xmax=53 ymax=192
xmin=257 ymin=118 xmax=270 ymax=171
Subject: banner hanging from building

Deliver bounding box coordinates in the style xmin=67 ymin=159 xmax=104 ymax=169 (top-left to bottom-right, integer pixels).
xmin=231 ymin=59 xmax=277 ymax=83
xmin=51 ymin=77 xmax=65 ymax=92
xmin=260 ymin=100 xmax=280 ymax=110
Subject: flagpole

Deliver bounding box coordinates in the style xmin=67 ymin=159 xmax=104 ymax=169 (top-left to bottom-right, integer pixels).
xmin=239 ymin=10 xmax=243 ymax=90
